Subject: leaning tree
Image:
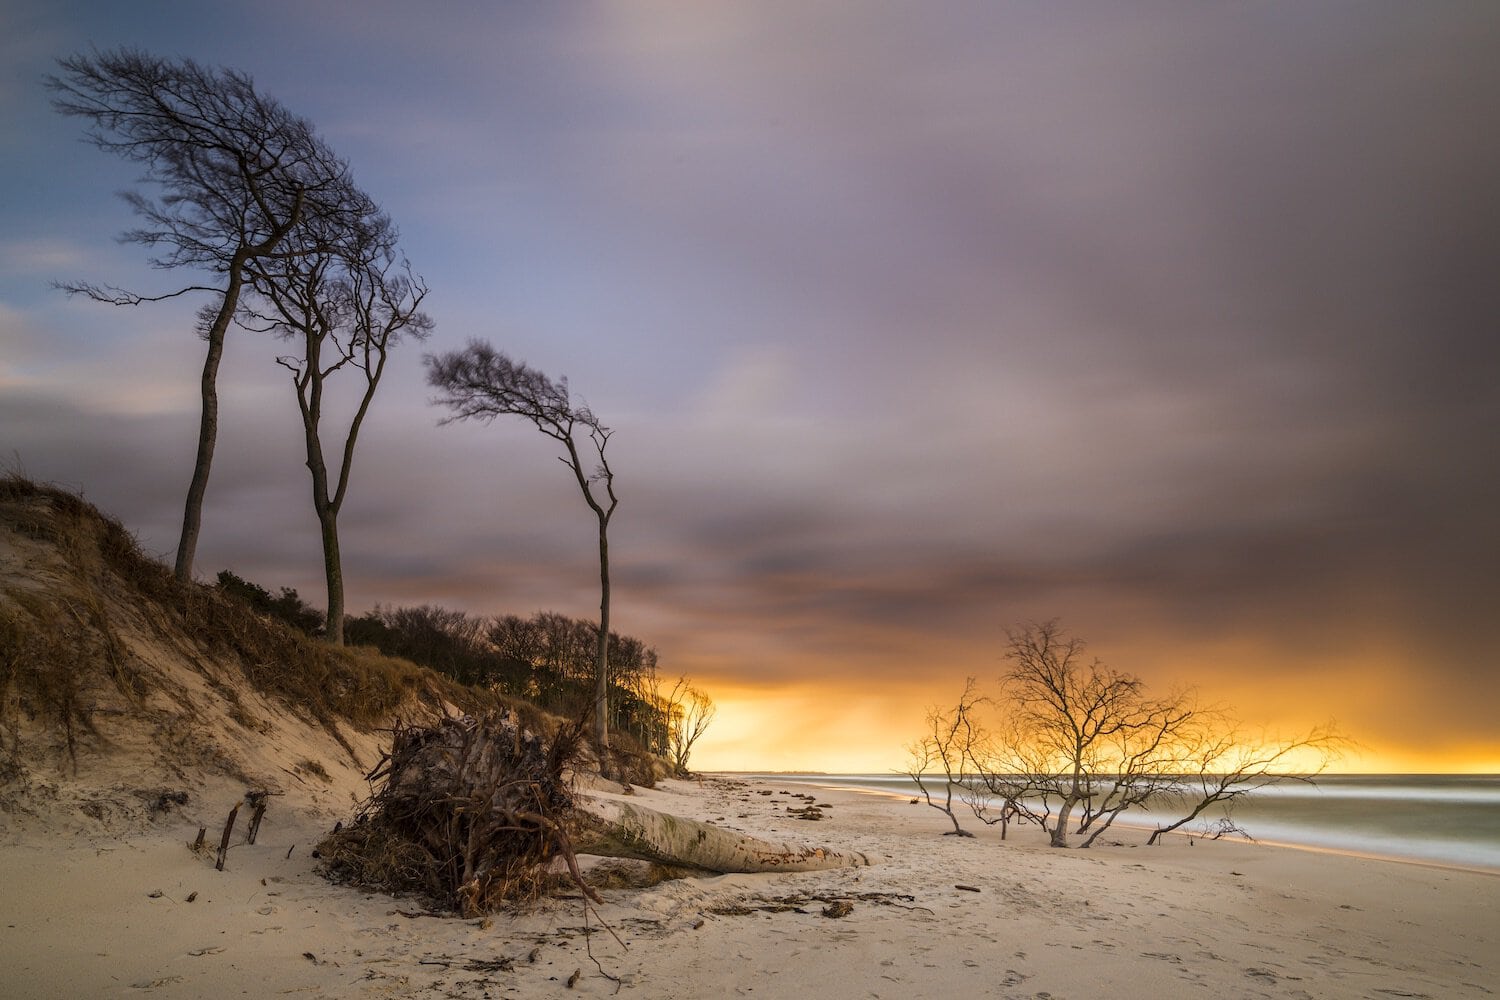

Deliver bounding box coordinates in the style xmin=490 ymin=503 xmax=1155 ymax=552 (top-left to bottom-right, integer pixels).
xmin=427 ymin=342 xmax=620 ymax=764
xmin=48 ymin=50 xmax=374 ymax=582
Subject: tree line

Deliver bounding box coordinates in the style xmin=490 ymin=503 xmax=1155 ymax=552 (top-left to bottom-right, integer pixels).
xmin=214 ymin=571 xmax=712 ymax=770
xmin=50 ymin=50 xmax=653 ymax=765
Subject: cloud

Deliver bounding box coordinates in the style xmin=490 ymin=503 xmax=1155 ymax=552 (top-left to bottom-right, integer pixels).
xmin=4 ymin=1 xmax=1497 ymax=769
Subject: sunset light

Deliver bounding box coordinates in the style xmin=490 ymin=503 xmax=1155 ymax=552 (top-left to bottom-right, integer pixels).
xmin=3 ymin=4 xmax=1498 ymax=997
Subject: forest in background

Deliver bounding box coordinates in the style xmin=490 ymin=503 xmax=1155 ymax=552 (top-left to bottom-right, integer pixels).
xmin=214 ymin=570 xmax=682 ymax=763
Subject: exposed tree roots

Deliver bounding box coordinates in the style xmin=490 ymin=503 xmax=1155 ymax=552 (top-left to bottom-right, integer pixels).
xmin=318 ymin=712 xmax=870 ymax=916
xmin=318 ymin=711 xmax=588 ymax=916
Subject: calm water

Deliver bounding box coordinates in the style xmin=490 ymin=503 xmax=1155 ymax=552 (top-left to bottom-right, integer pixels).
xmin=731 ymin=773 xmax=1500 ymax=873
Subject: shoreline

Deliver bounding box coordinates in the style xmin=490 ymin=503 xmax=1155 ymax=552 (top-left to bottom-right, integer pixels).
xmin=749 ymin=772 xmax=1500 ymax=878
xmin=3 ymin=773 xmax=1496 ymax=997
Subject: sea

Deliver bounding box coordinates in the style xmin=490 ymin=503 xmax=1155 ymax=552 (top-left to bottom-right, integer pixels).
xmin=730 ymin=772 xmax=1500 ymax=874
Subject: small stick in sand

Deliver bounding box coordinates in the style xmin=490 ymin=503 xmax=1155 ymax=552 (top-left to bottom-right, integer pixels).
xmin=245 ymin=791 xmax=268 ymax=845
xmin=216 ymin=803 xmax=240 ymax=871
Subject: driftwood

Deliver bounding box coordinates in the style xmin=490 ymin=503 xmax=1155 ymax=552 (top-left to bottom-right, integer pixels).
xmin=572 ymin=797 xmax=869 ymax=873
xmin=317 ymin=712 xmax=868 ymax=914
xmin=215 ymin=803 xmax=239 ymax=871
xmin=245 ymin=790 xmax=269 ymax=845
xmin=318 ymin=710 xmax=583 ymax=915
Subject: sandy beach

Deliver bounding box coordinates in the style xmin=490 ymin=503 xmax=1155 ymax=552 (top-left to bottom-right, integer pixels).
xmin=3 ymin=773 xmax=1495 ymax=999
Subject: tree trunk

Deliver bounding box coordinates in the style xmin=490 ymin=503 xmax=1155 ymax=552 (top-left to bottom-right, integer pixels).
xmin=571 ymin=797 xmax=870 ymax=873
xmin=303 ymin=398 xmax=343 ymax=646
xmin=594 ymin=514 xmax=610 ymax=760
xmin=318 ymin=505 xmax=344 ymax=645
xmin=1050 ymin=793 xmax=1077 ymax=847
xmin=174 ymin=269 xmax=244 ymax=583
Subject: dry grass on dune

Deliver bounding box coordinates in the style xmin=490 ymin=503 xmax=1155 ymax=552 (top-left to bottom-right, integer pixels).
xmin=0 ymin=475 xmax=573 ymax=826
xmin=2 ymin=478 xmax=469 ymax=732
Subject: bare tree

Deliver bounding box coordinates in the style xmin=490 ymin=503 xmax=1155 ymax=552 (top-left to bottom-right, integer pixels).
xmin=1069 ymin=695 xmax=1196 ymax=848
xmin=992 ymin=621 xmax=1200 ymax=848
xmin=956 ymin=714 xmax=1041 ymax=841
xmin=427 ymin=343 xmax=619 ymax=761
xmin=241 ymin=227 xmax=431 ymax=644
xmin=48 ymin=50 xmax=366 ymax=582
xmin=664 ymin=677 xmax=716 ymax=775
xmin=904 ymin=679 xmax=983 ymax=837
xmin=913 ymin=622 xmax=1349 ymax=850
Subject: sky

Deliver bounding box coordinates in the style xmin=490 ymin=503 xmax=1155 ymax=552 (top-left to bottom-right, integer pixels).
xmin=3 ymin=2 xmax=1498 ymax=773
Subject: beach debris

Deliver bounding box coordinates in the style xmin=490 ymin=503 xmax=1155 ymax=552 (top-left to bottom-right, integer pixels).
xmin=709 ymin=891 xmax=922 ymax=918
xmin=215 ymin=802 xmax=240 ymax=871
xmin=710 ymin=900 xmax=807 ymax=916
xmin=571 ymin=797 xmax=869 ymax=873
xmin=244 ymin=789 xmax=270 ymax=845
xmin=318 ymin=712 xmax=868 ymax=916
xmin=185 ymin=891 xmax=198 ymax=903
xmin=315 ymin=711 xmax=589 ymax=915
xmin=149 ymin=790 xmax=190 ymax=815
xmin=147 ymin=889 xmax=164 ymax=898
xmin=131 ymin=976 xmax=184 ymax=989
xmin=955 ymin=884 xmax=982 ymax=893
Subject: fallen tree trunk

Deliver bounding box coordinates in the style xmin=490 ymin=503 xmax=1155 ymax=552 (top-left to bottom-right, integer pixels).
xmin=571 ymin=797 xmax=870 ymax=873
xmin=318 ymin=712 xmax=868 ymax=914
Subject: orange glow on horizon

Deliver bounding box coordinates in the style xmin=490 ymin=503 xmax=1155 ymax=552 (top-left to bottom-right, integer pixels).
xmin=687 ymin=681 xmax=1500 ymax=776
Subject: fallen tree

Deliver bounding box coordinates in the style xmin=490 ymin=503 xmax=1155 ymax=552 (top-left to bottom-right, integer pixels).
xmin=572 ymin=797 xmax=869 ymax=873
xmin=318 ymin=712 xmax=866 ymax=915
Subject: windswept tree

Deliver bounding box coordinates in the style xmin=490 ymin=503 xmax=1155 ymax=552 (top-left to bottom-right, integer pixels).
xmin=48 ymin=50 xmax=370 ymax=582
xmin=427 ymin=343 xmax=620 ymax=762
xmin=240 ymin=221 xmax=431 ymax=644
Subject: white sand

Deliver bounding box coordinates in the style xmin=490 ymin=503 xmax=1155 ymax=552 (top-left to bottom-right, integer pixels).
xmin=3 ymin=774 xmax=1495 ymax=999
